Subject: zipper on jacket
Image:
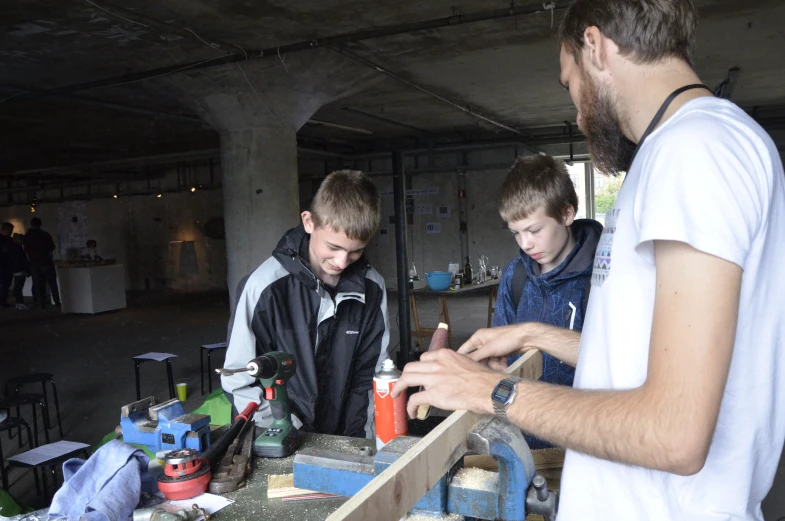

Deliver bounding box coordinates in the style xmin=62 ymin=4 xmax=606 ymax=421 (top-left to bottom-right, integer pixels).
xmin=294 ymin=252 xmax=321 ymax=292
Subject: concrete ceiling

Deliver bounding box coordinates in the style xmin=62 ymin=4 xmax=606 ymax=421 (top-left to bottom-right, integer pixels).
xmin=2 ymin=0 xmax=784 ymax=175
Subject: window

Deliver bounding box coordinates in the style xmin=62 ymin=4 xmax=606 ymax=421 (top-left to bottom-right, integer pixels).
xmin=593 ymin=167 xmax=625 ymax=226
xmin=563 ymin=161 xmax=626 ymax=226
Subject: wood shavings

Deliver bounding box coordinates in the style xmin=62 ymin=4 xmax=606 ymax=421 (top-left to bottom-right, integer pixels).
xmin=401 ymin=514 xmax=465 ymax=521
xmin=452 ymin=467 xmax=499 ymax=488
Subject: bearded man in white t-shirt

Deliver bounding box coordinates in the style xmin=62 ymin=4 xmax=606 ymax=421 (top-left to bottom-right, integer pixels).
xmin=391 ymin=1 xmax=785 ymax=519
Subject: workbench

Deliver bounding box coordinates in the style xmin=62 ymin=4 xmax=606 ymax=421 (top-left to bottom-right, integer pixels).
xmin=212 ymin=432 xmax=372 ymax=520
xmin=211 ymin=429 xmax=562 ymax=521
xmin=410 ymin=278 xmax=500 ymax=348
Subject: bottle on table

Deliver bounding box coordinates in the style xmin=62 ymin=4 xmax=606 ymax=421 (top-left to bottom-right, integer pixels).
xmin=464 ymin=256 xmax=473 ymax=284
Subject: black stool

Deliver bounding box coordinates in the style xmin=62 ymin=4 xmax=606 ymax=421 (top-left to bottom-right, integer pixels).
xmin=8 ymin=442 xmax=89 ymax=498
xmin=133 ymin=353 xmax=177 ymax=400
xmin=5 ymin=373 xmax=64 ymax=439
xmin=0 ymin=394 xmax=50 ymax=448
xmin=0 ymin=416 xmax=38 ymax=493
xmin=200 ymin=342 xmax=228 ymax=395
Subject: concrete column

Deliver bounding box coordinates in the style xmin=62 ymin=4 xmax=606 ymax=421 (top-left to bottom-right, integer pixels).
xmin=172 ymin=50 xmax=375 ymax=298
xmin=220 ymin=124 xmax=299 ymax=294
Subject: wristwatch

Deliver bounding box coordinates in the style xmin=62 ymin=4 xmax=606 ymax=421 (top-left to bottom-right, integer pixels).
xmin=491 ymin=376 xmax=522 ymax=422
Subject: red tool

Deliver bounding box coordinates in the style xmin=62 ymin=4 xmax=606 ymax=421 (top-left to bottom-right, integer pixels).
xmin=158 ymin=401 xmax=259 ymax=500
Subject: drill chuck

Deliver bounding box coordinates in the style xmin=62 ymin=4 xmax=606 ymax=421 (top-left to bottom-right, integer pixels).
xmin=246 ymin=356 xmax=276 ymax=379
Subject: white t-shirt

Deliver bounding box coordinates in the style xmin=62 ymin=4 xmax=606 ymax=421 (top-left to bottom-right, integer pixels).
xmin=558 ymin=97 xmax=785 ymax=521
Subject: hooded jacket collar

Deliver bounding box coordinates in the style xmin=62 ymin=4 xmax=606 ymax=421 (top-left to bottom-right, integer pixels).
xmin=272 ymin=224 xmax=369 ymax=296
xmin=521 ymin=219 xmax=603 ymax=284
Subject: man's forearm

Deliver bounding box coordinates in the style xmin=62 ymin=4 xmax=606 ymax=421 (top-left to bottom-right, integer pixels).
xmin=502 ymin=380 xmax=696 ymax=475
xmin=524 ymin=323 xmax=581 ymax=367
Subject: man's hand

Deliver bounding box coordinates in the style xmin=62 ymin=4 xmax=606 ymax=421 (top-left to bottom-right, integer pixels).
xmin=460 ymin=322 xmax=582 ymax=368
xmin=458 ymin=325 xmax=528 ymax=370
xmin=391 ymin=349 xmax=506 ymax=418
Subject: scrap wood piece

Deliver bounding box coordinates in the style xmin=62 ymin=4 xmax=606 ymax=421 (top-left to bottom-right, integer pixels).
xmin=326 ymin=350 xmax=543 ymax=521
xmin=267 ymin=473 xmax=337 ymax=499
xmin=531 ymin=448 xmax=565 ymax=470
xmin=465 ymin=448 xmax=565 ymax=471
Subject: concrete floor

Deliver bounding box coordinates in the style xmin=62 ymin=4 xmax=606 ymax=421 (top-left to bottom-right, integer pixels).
xmin=1 ymin=290 xmax=783 ymax=517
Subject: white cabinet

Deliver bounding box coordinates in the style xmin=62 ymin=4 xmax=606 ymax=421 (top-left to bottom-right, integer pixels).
xmin=57 ymin=264 xmax=126 ymax=314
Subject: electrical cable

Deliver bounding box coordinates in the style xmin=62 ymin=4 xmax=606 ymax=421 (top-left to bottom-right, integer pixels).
xmin=236 ymin=63 xmax=297 ymax=141
xmin=85 ymin=0 xmax=147 ymax=27
xmin=90 ymin=55 xmax=228 ymax=91
xmin=184 ymin=27 xmax=220 ymax=49
xmin=0 ymin=55 xmax=228 ymax=104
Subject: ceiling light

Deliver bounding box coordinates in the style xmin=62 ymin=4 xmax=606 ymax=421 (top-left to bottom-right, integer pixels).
xmin=113 ymin=194 xmax=118 ymax=199
xmin=191 ymin=187 xmax=196 ymax=192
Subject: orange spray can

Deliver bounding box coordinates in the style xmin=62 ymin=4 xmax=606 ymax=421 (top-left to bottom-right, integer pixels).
xmin=373 ymin=358 xmax=408 ymax=449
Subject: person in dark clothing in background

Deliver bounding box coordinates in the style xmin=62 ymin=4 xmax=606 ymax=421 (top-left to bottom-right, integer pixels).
xmin=23 ymin=217 xmax=60 ymax=308
xmin=10 ymin=233 xmax=30 ymax=310
xmin=0 ymin=222 xmax=14 ymax=308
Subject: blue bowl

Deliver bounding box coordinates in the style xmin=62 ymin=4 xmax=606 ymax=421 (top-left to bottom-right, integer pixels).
xmin=425 ymin=271 xmax=452 ymax=291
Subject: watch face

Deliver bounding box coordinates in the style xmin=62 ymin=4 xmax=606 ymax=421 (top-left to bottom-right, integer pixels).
xmin=492 ymin=382 xmax=514 ymax=404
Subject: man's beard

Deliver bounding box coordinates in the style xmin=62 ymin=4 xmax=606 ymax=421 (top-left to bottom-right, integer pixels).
xmin=579 ymin=71 xmax=636 ymax=176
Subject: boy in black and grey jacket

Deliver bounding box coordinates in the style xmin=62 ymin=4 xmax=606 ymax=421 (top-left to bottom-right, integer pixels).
xmin=222 ymin=170 xmax=389 ymax=438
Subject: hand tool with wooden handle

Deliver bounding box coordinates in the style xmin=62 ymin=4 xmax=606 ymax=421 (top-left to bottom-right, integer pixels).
xmin=416 ymin=322 xmax=449 ymax=420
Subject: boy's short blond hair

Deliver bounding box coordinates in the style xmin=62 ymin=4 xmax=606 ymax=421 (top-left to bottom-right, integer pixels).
xmin=311 ymin=170 xmax=380 ymax=242
xmin=499 ymin=155 xmax=579 ymax=222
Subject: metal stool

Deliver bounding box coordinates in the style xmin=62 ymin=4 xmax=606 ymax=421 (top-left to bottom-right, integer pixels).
xmin=0 ymin=394 xmax=51 ymax=448
xmin=200 ymin=342 xmax=228 ymax=395
xmin=5 ymin=373 xmax=63 ymax=439
xmin=133 ymin=353 xmax=177 ymax=400
xmin=0 ymin=416 xmax=38 ymax=493
xmin=8 ymin=441 xmax=89 ymax=498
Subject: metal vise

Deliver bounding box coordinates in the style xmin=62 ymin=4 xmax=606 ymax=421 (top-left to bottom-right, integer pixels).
xmin=293 ymin=417 xmax=557 ymax=520
xmin=120 ymin=396 xmax=211 ymax=455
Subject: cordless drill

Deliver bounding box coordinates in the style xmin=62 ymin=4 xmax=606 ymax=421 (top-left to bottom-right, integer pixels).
xmin=217 ymin=351 xmax=299 ymax=457
xmin=246 ymin=352 xmax=299 ymax=458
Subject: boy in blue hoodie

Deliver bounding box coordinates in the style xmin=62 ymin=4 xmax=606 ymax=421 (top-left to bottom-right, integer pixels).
xmin=493 ymin=155 xmax=602 ymax=447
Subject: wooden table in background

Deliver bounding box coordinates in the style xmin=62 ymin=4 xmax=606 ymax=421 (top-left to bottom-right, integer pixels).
xmin=409 ymin=278 xmax=500 ymax=348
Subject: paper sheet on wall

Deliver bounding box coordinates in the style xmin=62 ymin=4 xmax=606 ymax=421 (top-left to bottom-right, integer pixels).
xmin=425 ymin=223 xmax=441 ymax=234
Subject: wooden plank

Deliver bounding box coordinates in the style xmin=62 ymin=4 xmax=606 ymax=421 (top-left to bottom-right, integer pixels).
xmin=464 ymin=448 xmax=565 ymax=472
xmin=267 ymin=473 xmax=338 ymax=499
xmin=327 ymin=350 xmax=543 ymax=521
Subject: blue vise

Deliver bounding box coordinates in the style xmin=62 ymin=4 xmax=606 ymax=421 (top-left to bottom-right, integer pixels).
xmin=293 ymin=417 xmax=558 ymax=520
xmin=120 ymin=396 xmax=211 ymax=455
